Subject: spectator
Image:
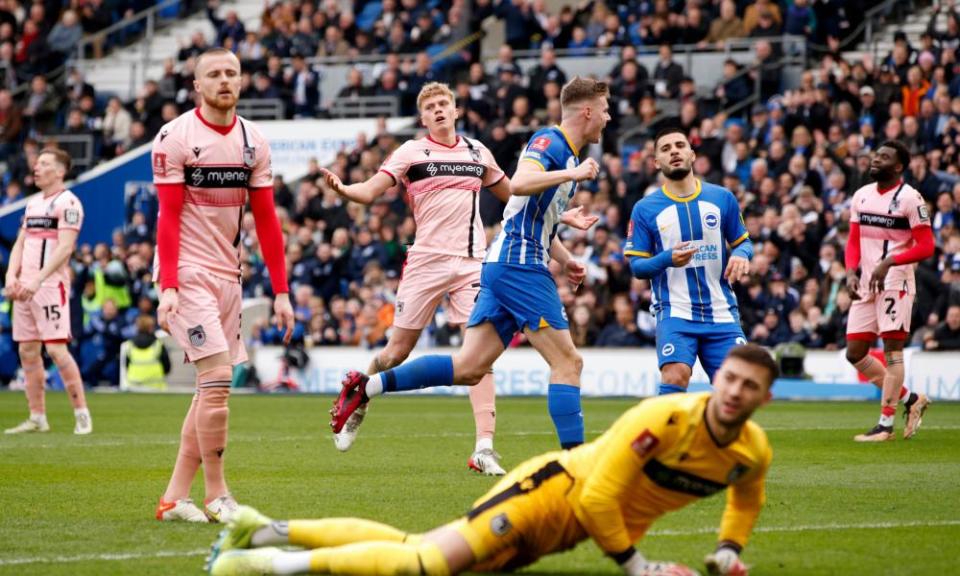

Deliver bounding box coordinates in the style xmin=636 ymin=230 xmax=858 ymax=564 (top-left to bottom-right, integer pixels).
xmin=924 ymin=305 xmax=960 ymax=350
xmin=123 ymin=315 xmax=171 ymax=390
xmin=596 ymin=294 xmax=649 ymax=347
xmin=83 ymin=298 xmax=126 ymax=386
xmin=0 ymin=87 xmax=20 ymax=159
xmin=702 ymin=0 xmax=744 ymax=49
xmin=46 ymin=9 xmax=82 ymax=66
xmin=652 ymin=44 xmax=683 ymax=99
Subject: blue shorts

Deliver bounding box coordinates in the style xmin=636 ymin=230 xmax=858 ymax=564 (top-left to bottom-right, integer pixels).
xmin=656 ymin=317 xmax=747 ymax=381
xmin=467 ymin=263 xmax=569 ymax=348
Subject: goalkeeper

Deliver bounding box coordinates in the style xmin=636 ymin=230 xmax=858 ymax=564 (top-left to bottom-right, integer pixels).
xmin=206 ymin=344 xmax=776 ymax=576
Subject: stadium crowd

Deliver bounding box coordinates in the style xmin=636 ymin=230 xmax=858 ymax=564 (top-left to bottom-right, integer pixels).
xmin=3 ymin=0 xmax=960 ymax=388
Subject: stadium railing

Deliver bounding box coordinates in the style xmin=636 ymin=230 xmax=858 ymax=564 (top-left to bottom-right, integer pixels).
xmin=329 ymin=96 xmax=400 ymax=119
xmin=236 ymin=98 xmax=286 ymax=121
xmin=73 ymin=0 xmax=184 ymax=97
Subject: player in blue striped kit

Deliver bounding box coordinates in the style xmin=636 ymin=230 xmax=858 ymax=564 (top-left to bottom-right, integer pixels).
xmin=330 ymin=78 xmax=610 ymax=451
xmin=625 ymin=128 xmax=753 ymax=395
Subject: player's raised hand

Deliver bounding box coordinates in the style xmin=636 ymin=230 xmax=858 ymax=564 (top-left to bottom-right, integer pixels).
xmin=565 ymin=259 xmax=587 ymax=290
xmin=157 ymin=288 xmax=179 ymax=332
xmin=724 ymin=255 xmax=750 ymax=283
xmin=560 ymin=205 xmax=600 ymax=230
xmin=274 ymin=292 xmax=296 ymax=344
xmin=572 ymin=157 xmax=600 ymax=182
xmin=845 ymin=270 xmax=861 ymax=300
xmin=671 ymin=242 xmax=698 ymax=267
xmin=319 ymin=167 xmax=346 ymax=195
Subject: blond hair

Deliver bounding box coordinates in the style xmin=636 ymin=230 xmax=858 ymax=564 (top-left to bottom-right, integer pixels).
xmin=560 ymin=76 xmax=609 ymax=109
xmin=416 ymin=82 xmax=455 ymax=111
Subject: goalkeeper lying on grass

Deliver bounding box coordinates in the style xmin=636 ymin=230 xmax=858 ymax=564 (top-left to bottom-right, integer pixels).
xmin=206 ymin=344 xmax=775 ymax=576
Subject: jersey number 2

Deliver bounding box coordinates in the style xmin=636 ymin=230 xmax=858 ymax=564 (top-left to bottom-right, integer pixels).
xmin=884 ymin=298 xmax=896 ymax=319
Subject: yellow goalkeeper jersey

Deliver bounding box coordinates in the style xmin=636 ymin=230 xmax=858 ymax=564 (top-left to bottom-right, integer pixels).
xmin=559 ymin=391 xmax=772 ymax=554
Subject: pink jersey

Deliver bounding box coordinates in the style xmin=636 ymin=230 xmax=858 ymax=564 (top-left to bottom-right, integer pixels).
xmin=380 ymin=135 xmax=505 ymax=259
xmin=850 ymin=181 xmax=930 ymax=294
xmin=151 ymin=108 xmax=273 ymax=282
xmin=19 ymin=189 xmax=83 ymax=288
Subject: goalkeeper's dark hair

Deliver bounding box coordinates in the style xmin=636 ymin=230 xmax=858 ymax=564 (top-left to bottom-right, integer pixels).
xmin=878 ymin=140 xmax=910 ymax=174
xmin=727 ymin=344 xmax=780 ymax=388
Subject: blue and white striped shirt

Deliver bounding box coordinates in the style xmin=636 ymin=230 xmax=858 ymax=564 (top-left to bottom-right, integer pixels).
xmin=486 ymin=126 xmax=579 ymax=268
xmin=625 ymin=180 xmax=751 ymax=324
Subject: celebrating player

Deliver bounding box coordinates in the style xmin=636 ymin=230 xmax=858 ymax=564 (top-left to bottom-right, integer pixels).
xmin=329 ymin=77 xmax=608 ymax=451
xmin=151 ymin=47 xmax=294 ymax=523
xmin=320 ymin=82 xmax=597 ymax=474
xmin=625 ymin=127 xmax=753 ymax=395
xmin=207 ymin=344 xmax=776 ymax=576
xmin=3 ymin=149 xmax=92 ymax=436
xmin=844 ymin=141 xmax=934 ymax=442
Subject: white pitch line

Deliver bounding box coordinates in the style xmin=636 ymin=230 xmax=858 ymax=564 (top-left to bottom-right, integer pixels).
xmin=3 ymin=520 xmax=960 ymax=566
xmin=0 ymin=547 xmax=209 ymax=566
xmin=648 ymin=519 xmax=960 ymax=537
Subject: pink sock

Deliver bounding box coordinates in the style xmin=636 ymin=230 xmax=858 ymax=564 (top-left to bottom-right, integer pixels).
xmin=54 ymin=353 xmax=87 ymax=410
xmin=196 ymin=366 xmax=233 ymax=501
xmin=469 ymin=372 xmax=496 ymax=448
xmin=163 ymin=393 xmax=202 ymax=502
xmin=21 ymin=355 xmax=46 ymax=416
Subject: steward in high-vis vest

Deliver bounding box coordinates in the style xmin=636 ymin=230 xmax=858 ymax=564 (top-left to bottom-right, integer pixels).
xmin=124 ymin=315 xmax=170 ymax=390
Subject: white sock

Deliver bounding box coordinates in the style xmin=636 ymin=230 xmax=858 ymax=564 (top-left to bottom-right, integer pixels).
xmin=74 ymin=408 xmax=90 ymax=418
xmin=272 ymin=550 xmax=313 ymax=575
xmin=30 ymin=412 xmax=47 ymax=424
xmin=251 ymin=522 xmax=290 ymax=547
xmin=365 ymin=373 xmax=384 ymax=397
xmin=475 ymin=437 xmax=493 ymax=452
xmin=879 ymin=414 xmax=895 ymax=428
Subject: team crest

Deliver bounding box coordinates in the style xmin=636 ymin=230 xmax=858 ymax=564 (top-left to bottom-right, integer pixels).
xmin=704 ymin=213 xmax=720 ymax=230
xmin=490 ymin=513 xmax=512 ymax=536
xmin=661 ymin=343 xmax=675 ymax=357
xmin=188 ymin=325 xmax=206 ymax=348
xmin=153 ymin=153 xmax=167 ymax=177
xmin=469 ymin=146 xmax=482 ymax=163
xmin=243 ymin=146 xmax=256 ymax=168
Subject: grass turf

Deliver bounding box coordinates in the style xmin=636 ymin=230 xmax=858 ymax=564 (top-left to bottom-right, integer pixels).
xmin=0 ymin=392 xmax=957 ymax=575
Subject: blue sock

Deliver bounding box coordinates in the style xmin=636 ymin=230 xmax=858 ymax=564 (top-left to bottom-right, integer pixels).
xmin=658 ymin=383 xmax=686 ymax=395
xmin=381 ymin=355 xmax=454 ymax=393
xmin=548 ymin=384 xmax=583 ymax=449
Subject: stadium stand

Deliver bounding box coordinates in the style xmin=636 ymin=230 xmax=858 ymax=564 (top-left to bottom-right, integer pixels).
xmin=3 ymin=0 xmax=960 ymax=388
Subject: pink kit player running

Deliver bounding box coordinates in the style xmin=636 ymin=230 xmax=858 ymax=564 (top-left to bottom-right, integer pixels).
xmin=152 ymin=48 xmax=293 ymax=523
xmin=4 ymin=149 xmax=92 ymax=436
xmin=320 ymin=82 xmax=513 ymax=475
xmin=844 ymin=141 xmax=934 ymax=443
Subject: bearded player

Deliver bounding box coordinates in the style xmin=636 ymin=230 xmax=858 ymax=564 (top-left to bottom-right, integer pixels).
xmin=152 ymin=47 xmax=294 ymax=522
xmin=845 ymin=141 xmax=934 ymax=442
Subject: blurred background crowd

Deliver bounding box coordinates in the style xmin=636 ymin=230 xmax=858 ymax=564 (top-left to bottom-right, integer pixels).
xmin=2 ymin=0 xmax=960 ymax=387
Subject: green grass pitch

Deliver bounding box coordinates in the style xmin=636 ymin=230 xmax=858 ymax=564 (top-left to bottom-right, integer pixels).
xmin=1 ymin=392 xmax=958 ymax=575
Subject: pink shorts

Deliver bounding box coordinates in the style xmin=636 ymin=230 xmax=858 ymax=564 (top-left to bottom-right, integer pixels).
xmin=167 ymin=266 xmax=246 ymax=365
xmin=394 ymin=252 xmax=482 ymax=330
xmin=12 ymin=282 xmax=71 ymax=343
xmin=847 ymin=290 xmax=914 ymax=341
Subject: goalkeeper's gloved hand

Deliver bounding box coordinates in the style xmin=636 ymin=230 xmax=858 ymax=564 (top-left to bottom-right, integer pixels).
xmin=614 ymin=548 xmax=700 ymax=576
xmin=704 ymin=545 xmax=748 ymax=576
